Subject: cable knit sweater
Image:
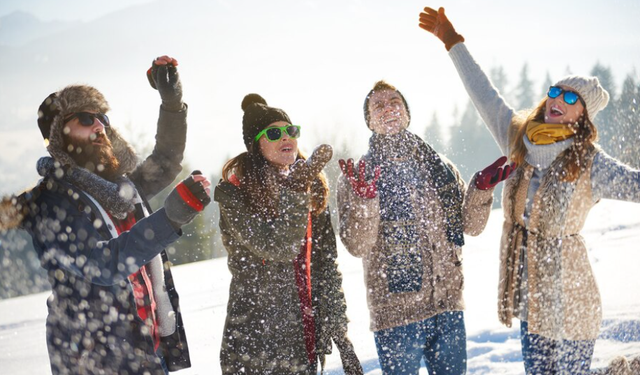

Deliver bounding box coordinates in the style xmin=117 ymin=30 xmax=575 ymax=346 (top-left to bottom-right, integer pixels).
xmin=337 ymin=152 xmax=494 ymax=332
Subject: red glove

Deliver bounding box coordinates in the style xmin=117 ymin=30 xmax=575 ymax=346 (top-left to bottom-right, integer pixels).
xmin=339 ymin=159 xmax=381 ymax=199
xmin=475 ymin=156 xmax=517 ymax=190
xmin=419 ymin=7 xmax=464 ymax=51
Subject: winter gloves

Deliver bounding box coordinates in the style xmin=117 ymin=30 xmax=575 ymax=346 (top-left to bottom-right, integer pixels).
xmin=334 ymin=335 xmax=364 ymax=375
xmin=419 ymin=7 xmax=465 ymax=51
xmin=316 ymin=322 xmax=363 ymax=375
xmin=164 ymin=171 xmax=211 ymax=228
xmin=147 ymin=56 xmax=184 ymax=112
xmin=286 ymin=144 xmax=333 ymax=192
xmin=475 ymin=156 xmax=517 ymax=190
xmin=339 ymin=158 xmax=381 ymax=199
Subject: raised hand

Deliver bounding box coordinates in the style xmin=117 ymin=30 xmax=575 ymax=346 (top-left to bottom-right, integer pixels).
xmin=147 ymin=55 xmax=184 ymax=111
xmin=418 ymin=7 xmax=464 ymax=51
xmin=164 ymin=170 xmax=211 ymax=227
xmin=286 ymin=144 xmax=333 ymax=191
xmin=339 ymin=158 xmax=380 ymax=199
xmin=475 ymin=156 xmax=517 ymax=190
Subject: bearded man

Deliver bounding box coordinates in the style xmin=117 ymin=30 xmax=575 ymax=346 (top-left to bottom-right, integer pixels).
xmin=1 ymin=55 xmax=210 ymax=374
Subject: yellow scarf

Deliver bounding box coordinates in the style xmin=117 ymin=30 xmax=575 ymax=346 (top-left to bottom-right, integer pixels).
xmin=526 ymin=121 xmax=575 ymax=145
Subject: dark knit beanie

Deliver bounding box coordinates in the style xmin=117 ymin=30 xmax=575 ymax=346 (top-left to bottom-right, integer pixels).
xmin=241 ymin=93 xmax=291 ymax=150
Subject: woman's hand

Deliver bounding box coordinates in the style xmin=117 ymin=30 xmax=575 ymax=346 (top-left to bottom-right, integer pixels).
xmin=419 ymin=7 xmax=464 ymax=51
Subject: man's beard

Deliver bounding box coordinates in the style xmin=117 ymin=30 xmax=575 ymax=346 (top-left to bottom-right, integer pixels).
xmin=63 ymin=133 xmax=121 ymax=181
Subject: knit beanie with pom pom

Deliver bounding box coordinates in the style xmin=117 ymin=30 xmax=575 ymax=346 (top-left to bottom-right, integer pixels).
xmin=241 ymin=93 xmax=291 ymax=151
xmin=553 ymin=75 xmax=610 ymax=122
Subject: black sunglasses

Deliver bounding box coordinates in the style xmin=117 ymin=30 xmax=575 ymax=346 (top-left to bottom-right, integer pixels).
xmin=63 ymin=112 xmax=110 ymax=127
xmin=547 ymin=86 xmax=585 ymax=106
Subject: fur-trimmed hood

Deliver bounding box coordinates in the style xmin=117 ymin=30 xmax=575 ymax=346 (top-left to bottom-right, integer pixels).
xmin=37 ymin=85 xmax=138 ymax=175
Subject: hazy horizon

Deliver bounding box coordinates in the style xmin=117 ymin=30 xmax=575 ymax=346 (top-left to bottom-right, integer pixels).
xmin=1 ymin=0 xmax=639 ymax=196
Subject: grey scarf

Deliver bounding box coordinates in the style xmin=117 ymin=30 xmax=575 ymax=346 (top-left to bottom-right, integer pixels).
xmin=37 ymin=156 xmax=136 ymax=219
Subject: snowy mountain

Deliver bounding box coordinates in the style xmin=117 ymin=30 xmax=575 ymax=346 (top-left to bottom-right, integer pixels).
xmin=0 ymin=11 xmax=80 ymax=47
xmin=1 ymin=199 xmax=638 ymax=374
xmin=1 ymin=0 xmax=640 ymax=199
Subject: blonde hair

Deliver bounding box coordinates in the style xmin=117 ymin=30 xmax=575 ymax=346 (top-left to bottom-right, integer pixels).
xmin=509 ymin=98 xmax=598 ymax=182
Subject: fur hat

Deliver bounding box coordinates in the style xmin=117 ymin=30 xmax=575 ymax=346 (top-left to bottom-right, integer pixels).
xmin=553 ymin=75 xmax=610 ymax=122
xmin=241 ymin=93 xmax=291 ymax=151
xmin=36 ymin=85 xmax=138 ymax=174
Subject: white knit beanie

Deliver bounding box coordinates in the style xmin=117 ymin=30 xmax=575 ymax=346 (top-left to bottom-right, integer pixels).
xmin=554 ymin=75 xmax=610 ymax=122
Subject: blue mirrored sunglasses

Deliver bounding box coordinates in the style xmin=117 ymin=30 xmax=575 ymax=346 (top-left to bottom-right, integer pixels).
xmin=547 ymin=86 xmax=585 ymax=106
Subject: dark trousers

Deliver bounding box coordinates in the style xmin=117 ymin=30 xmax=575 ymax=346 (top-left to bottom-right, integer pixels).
xmin=521 ymin=321 xmax=595 ymax=375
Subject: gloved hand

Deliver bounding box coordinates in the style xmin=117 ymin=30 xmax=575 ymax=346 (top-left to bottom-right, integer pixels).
xmin=164 ymin=170 xmax=211 ymax=227
xmin=419 ymin=7 xmax=464 ymax=51
xmin=339 ymin=158 xmax=380 ymax=199
xmin=147 ymin=55 xmax=184 ymax=111
xmin=475 ymin=156 xmax=517 ymax=190
xmin=286 ymin=144 xmax=333 ymax=191
xmin=334 ymin=334 xmax=364 ymax=375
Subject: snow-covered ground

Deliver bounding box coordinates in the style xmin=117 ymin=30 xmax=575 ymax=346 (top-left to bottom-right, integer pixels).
xmin=1 ymin=199 xmax=638 ymax=374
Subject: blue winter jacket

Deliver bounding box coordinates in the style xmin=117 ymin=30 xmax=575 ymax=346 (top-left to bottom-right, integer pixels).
xmin=20 ymin=106 xmax=191 ymax=375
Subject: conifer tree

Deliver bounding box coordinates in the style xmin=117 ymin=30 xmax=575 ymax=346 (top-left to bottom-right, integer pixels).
xmin=514 ymin=63 xmax=535 ymax=109
xmin=590 ymin=63 xmax=618 ymax=156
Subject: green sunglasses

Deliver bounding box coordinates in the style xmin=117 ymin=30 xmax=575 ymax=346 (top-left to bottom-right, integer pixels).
xmin=254 ymin=125 xmax=301 ymax=142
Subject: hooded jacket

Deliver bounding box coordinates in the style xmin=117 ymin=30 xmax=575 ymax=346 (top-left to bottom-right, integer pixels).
xmin=2 ymin=85 xmax=191 ymax=374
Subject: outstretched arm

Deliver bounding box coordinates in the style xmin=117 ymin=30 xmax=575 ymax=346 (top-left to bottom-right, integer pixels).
xmin=130 ymin=55 xmax=188 ymax=200
xmin=27 ymin=173 xmax=209 ymax=286
xmin=591 ymin=150 xmax=640 ymax=203
xmin=28 ymin=191 xmax=179 ymax=286
xmin=419 ymin=6 xmax=515 ymax=154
